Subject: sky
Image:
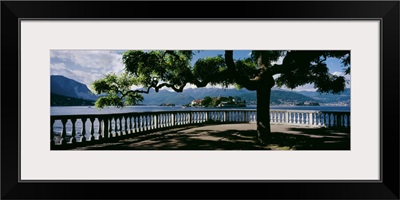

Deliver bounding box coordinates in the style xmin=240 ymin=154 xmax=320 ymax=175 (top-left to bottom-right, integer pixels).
xmin=50 ymin=50 xmax=350 ymax=92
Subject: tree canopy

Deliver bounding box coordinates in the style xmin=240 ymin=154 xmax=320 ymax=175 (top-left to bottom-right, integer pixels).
xmin=92 ymin=50 xmax=350 ymax=143
xmin=92 ymin=50 xmax=350 ymax=105
xmin=92 ymin=50 xmax=350 ymax=108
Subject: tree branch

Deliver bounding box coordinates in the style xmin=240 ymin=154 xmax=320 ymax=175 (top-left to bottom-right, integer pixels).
xmin=270 ymin=64 xmax=288 ymax=75
xmin=155 ymin=82 xmax=186 ymax=92
xmin=225 ymin=50 xmax=258 ymax=90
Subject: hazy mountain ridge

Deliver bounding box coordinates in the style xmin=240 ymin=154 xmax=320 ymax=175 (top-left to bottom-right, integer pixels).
xmin=296 ymin=88 xmax=350 ymax=103
xmin=141 ymin=88 xmax=320 ymax=105
xmin=51 ymin=75 xmax=98 ymax=100
xmin=50 ymin=75 xmax=350 ymax=106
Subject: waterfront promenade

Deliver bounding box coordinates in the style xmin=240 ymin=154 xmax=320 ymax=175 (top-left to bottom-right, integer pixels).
xmin=70 ymin=123 xmax=350 ymax=150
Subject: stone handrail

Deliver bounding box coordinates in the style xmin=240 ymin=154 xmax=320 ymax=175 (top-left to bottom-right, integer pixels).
xmin=51 ymin=109 xmax=349 ymax=148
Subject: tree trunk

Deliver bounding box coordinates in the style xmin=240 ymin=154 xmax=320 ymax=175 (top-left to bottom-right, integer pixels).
xmin=256 ymin=75 xmax=274 ymax=144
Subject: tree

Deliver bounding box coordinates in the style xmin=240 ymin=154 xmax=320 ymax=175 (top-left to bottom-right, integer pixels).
xmin=92 ymin=50 xmax=350 ymax=144
xmin=202 ymin=96 xmax=212 ymax=107
xmin=91 ymin=73 xmax=144 ymax=108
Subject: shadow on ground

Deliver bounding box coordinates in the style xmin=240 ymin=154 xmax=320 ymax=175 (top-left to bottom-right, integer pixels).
xmin=73 ymin=125 xmax=350 ymax=150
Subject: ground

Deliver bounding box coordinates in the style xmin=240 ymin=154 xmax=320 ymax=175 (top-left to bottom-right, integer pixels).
xmin=68 ymin=124 xmax=350 ymax=150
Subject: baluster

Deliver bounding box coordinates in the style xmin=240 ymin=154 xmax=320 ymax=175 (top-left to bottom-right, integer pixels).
xmin=236 ymin=111 xmax=239 ymax=122
xmin=96 ymin=118 xmax=102 ymax=140
xmin=129 ymin=117 xmax=133 ymax=133
xmin=223 ymin=111 xmax=226 ymax=122
xmin=50 ymin=119 xmax=55 ymax=146
xmin=127 ymin=116 xmax=132 ymax=134
xmin=89 ymin=118 xmax=95 ymax=140
xmin=111 ymin=118 xmax=116 ymax=137
xmin=114 ymin=117 xmax=119 ymax=136
xmin=70 ymin=118 xmax=77 ymax=143
xmin=142 ymin=115 xmax=146 ymax=131
xmin=124 ymin=116 xmax=128 ymax=134
xmin=314 ymin=113 xmax=317 ymax=126
xmin=333 ymin=113 xmax=336 ymax=127
xmin=300 ymin=113 xmax=303 ymax=124
xmin=297 ymin=113 xmax=300 ymax=124
xmin=133 ymin=116 xmax=138 ymax=133
xmin=327 ymin=114 xmax=331 ymax=127
xmin=181 ymin=113 xmax=184 ymax=125
xmin=118 ymin=117 xmax=123 ymax=136
xmin=144 ymin=115 xmax=148 ymax=130
xmin=277 ymin=112 xmax=280 ymax=123
xmin=148 ymin=115 xmax=152 ymax=130
xmin=150 ymin=115 xmax=153 ymax=129
xmin=138 ymin=116 xmax=142 ymax=131
xmin=80 ymin=118 xmax=87 ymax=142
xmin=145 ymin=115 xmax=151 ymax=131
xmin=61 ymin=119 xmax=67 ymax=145
xmin=341 ymin=114 xmax=344 ymax=127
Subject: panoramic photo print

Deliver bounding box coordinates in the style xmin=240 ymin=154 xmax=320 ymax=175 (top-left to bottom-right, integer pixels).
xmin=50 ymin=50 xmax=351 ymax=150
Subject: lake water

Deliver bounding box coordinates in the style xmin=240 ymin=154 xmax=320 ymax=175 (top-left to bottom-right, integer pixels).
xmin=51 ymin=105 xmax=350 ymax=116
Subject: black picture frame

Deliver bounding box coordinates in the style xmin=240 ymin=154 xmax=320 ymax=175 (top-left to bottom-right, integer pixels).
xmin=2 ymin=1 xmax=399 ymax=199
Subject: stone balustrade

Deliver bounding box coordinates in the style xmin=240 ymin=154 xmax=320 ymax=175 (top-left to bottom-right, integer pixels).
xmin=51 ymin=109 xmax=349 ymax=148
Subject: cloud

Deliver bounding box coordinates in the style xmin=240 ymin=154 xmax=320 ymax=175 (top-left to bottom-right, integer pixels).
xmin=50 ymin=62 xmax=67 ymax=70
xmin=277 ymin=83 xmax=317 ymax=92
xmin=51 ymin=50 xmax=127 ymax=87
xmin=270 ymin=56 xmax=284 ymax=66
xmin=51 ymin=62 xmax=103 ymax=86
xmin=51 ymin=50 xmax=125 ymax=72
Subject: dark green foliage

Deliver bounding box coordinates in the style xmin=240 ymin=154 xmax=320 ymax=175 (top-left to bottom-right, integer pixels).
xmin=92 ymin=73 xmax=144 ymax=108
xmin=93 ymin=50 xmax=350 ymax=109
xmin=274 ymin=50 xmax=350 ymax=94
xmin=51 ymin=93 xmax=94 ymax=106
xmin=202 ymin=96 xmax=213 ymax=107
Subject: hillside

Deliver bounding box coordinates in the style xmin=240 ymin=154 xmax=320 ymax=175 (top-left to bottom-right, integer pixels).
xmin=296 ymin=88 xmax=350 ymax=104
xmin=50 ymin=75 xmax=349 ymax=106
xmin=141 ymin=88 xmax=318 ymax=105
xmin=51 ymin=75 xmax=98 ymax=100
xmin=51 ymin=93 xmax=95 ymax=106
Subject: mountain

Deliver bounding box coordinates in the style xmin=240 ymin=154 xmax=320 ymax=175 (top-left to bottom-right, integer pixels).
xmin=50 ymin=75 xmax=349 ymax=106
xmin=141 ymin=89 xmax=195 ymax=105
xmin=51 ymin=75 xmax=97 ymax=100
xmin=141 ymin=87 xmax=318 ymax=105
xmin=295 ymin=88 xmax=350 ymax=104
